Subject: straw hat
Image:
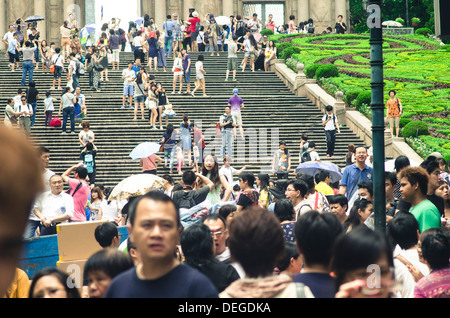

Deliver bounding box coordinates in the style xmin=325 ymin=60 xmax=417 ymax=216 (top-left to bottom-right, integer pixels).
xmin=192 ymin=11 xmax=199 ymax=18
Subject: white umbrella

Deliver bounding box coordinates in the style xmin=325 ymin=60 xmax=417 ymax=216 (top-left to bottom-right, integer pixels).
xmin=129 ymin=142 xmax=161 ymax=160
xmin=384 ymin=159 xmax=421 ymax=172
xmin=108 ymin=174 xmax=166 ymax=201
xmin=382 ymin=21 xmax=403 ymax=27
xmin=215 ymin=16 xmax=231 ymax=26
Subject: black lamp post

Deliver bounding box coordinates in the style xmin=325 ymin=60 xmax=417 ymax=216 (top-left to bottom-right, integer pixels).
xmin=367 ymin=0 xmax=386 ymax=233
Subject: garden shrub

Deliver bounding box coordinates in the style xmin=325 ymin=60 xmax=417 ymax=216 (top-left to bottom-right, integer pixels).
xmin=354 ymin=91 xmax=372 ymax=110
xmin=415 ymin=28 xmax=433 ymax=36
xmin=344 ymin=91 xmax=363 ymax=107
xmin=275 ymin=42 xmax=292 ymax=58
xmin=305 ymin=64 xmax=322 ymax=79
xmin=402 ymin=121 xmax=429 ymax=139
xmin=260 ymin=28 xmax=274 ymax=36
xmin=399 ymin=118 xmax=412 ymax=128
xmin=281 ymin=46 xmax=301 ymax=60
xmin=315 ymin=64 xmax=339 ymax=79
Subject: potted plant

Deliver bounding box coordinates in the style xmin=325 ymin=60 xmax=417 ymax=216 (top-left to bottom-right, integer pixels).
xmin=395 ymin=17 xmax=405 ymax=26
xmin=411 ymin=17 xmax=420 ymax=27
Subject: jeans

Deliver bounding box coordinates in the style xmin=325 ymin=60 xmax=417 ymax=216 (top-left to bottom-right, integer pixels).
xmin=30 ymin=102 xmax=37 ymax=127
xmin=325 ymin=129 xmax=336 ymax=156
xmin=72 ymin=74 xmax=80 ymax=89
xmin=165 ymin=36 xmax=174 ymax=57
xmin=89 ymin=70 xmax=94 ymax=87
xmin=24 ymin=220 xmax=41 ymax=239
xmin=21 ymin=61 xmax=34 ymax=86
xmin=164 ymin=146 xmax=176 ymax=169
xmin=62 ymin=107 xmax=75 ymax=133
xmin=221 ymin=129 xmax=234 ymax=158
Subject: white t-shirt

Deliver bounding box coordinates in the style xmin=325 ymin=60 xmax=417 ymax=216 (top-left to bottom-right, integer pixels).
xmin=122 ymin=68 xmax=135 ymax=84
xmin=13 ymin=95 xmax=22 ymax=111
xmin=69 ymin=59 xmax=78 ymax=74
xmin=133 ymin=36 xmax=143 ymax=48
xmin=79 ymin=130 xmax=94 ymax=147
xmin=44 ymin=97 xmax=55 ymax=111
xmin=3 ymin=31 xmax=14 ymax=43
xmin=52 ymin=54 xmax=64 ymax=67
xmin=219 ymin=165 xmax=236 ymax=184
xmin=195 ymin=61 xmax=203 ymax=75
xmin=322 ymin=114 xmax=338 ymax=131
xmin=100 ymin=199 xmax=126 ymax=222
xmin=33 ymin=191 xmax=75 ymax=222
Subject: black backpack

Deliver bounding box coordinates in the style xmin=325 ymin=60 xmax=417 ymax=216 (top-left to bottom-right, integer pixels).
xmin=236 ymin=21 xmax=245 ymax=37
xmin=195 ymin=21 xmax=201 ymax=33
xmin=307 ymin=23 xmax=315 ymax=34
xmin=301 ymin=150 xmax=312 ymax=163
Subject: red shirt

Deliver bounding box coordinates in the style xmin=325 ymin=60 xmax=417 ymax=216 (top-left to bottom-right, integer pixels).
xmin=189 ymin=17 xmax=200 ymax=33
xmin=142 ymin=154 xmax=157 ymax=172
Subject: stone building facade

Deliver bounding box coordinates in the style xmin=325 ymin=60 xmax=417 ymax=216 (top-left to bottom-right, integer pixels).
xmin=0 ymin=0 xmax=349 ymax=49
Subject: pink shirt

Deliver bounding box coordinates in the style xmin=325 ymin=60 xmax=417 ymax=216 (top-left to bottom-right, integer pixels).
xmin=68 ymin=178 xmax=90 ymax=221
xmin=142 ymin=154 xmax=157 ymax=172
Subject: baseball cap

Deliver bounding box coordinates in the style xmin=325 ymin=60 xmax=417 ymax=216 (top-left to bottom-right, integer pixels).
xmin=233 ymin=88 xmax=239 ymax=95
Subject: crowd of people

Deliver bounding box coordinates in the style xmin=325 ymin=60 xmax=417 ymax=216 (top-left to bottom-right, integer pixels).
xmin=1 ymin=11 xmax=450 ymax=302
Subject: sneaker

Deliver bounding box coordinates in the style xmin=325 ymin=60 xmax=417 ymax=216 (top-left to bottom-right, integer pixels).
xmin=61 ymin=132 xmax=67 ymax=134
xmin=141 ymin=117 xmax=145 ymax=120
xmin=70 ymin=131 xmax=76 ymax=134
xmin=225 ymin=78 xmax=229 ymax=82
xmin=160 ymin=126 xmax=164 ymax=130
xmin=133 ymin=117 xmax=137 ymax=121
xmin=232 ymin=78 xmax=237 ymax=82
xmin=129 ymin=105 xmax=134 ymax=109
xmin=121 ymin=105 xmax=125 ymax=109
xmin=151 ymin=126 xmax=157 ymax=130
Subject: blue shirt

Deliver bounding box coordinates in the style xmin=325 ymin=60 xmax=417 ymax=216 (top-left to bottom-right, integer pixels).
xmin=293 ymin=273 xmax=336 ymax=298
xmin=340 ymin=163 xmax=373 ymax=198
xmin=105 ymin=264 xmax=218 ymax=298
xmin=132 ymin=65 xmax=141 ymax=75
xmin=163 ymin=20 xmax=175 ymax=37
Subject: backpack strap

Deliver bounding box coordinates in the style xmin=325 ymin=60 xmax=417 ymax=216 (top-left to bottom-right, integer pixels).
xmin=68 ymin=181 xmax=83 ymax=197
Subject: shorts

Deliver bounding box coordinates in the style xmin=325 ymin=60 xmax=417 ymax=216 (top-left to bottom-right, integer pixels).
xmin=54 ymin=65 xmax=63 ymax=78
xmin=231 ymin=112 xmax=243 ymax=126
xmin=174 ymin=71 xmax=183 ymax=76
xmin=135 ymin=95 xmax=145 ymax=103
xmin=174 ymin=33 xmax=183 ymax=42
xmin=111 ymin=49 xmax=120 ymax=62
xmin=148 ymin=101 xmax=157 ymax=109
xmin=183 ymin=70 xmax=191 ymax=83
xmin=388 ymin=116 xmax=400 ymax=128
xmin=123 ymin=84 xmax=134 ymax=96
xmin=8 ymin=52 xmax=19 ymax=63
xmin=196 ymin=73 xmax=204 ymax=81
xmin=245 ymin=51 xmax=255 ymax=58
xmin=227 ymin=57 xmax=238 ymax=71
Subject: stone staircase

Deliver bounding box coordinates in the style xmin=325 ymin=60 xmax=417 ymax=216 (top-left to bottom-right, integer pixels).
xmin=0 ymin=51 xmax=368 ymax=189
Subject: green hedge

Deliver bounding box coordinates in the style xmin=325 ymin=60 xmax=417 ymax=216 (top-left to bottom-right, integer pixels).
xmin=315 ymin=64 xmax=339 ymax=79
xmin=402 ymin=121 xmax=429 ymax=139
xmin=344 ymin=91 xmax=363 ymax=107
xmin=305 ymin=64 xmax=322 ymax=79
xmin=281 ymin=46 xmax=301 ymax=60
xmin=260 ymin=28 xmax=274 ymax=36
xmin=275 ymin=42 xmax=292 ymax=58
xmin=354 ymin=91 xmax=371 ymax=110
xmin=415 ymin=28 xmax=433 ymax=36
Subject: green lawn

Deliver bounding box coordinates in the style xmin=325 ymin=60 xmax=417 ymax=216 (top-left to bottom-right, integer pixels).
xmin=271 ymin=33 xmax=450 ymax=160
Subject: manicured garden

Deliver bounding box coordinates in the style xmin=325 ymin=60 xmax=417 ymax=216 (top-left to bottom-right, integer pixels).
xmin=270 ymin=32 xmax=450 ymax=160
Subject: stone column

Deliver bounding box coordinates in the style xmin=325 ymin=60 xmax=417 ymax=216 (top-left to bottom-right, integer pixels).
xmin=34 ymin=0 xmax=47 ymax=42
xmin=0 ymin=0 xmax=6 ymax=50
xmin=183 ymin=0 xmax=194 ymax=21
xmin=155 ymin=0 xmax=167 ymax=31
xmin=223 ymin=0 xmax=234 ymax=17
xmin=335 ymin=0 xmax=347 ymax=26
xmin=334 ymin=91 xmax=346 ymax=126
xmin=298 ymin=0 xmax=309 ymax=23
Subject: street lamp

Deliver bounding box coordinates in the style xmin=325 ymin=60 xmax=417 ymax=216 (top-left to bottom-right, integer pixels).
xmin=367 ymin=0 xmax=386 ymax=233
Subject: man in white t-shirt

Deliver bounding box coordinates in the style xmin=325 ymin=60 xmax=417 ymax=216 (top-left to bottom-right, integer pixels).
xmin=121 ymin=62 xmax=135 ymax=109
xmin=300 ymin=141 xmax=320 ymax=163
xmin=219 ymin=155 xmax=247 ymax=185
xmin=33 ymin=174 xmax=74 ymax=236
xmin=24 ymin=147 xmax=55 ymax=239
xmin=322 ymin=105 xmax=341 ymax=158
